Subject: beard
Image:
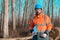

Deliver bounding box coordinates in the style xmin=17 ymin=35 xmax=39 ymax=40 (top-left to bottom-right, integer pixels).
xmin=36 ymin=12 xmax=41 ymax=15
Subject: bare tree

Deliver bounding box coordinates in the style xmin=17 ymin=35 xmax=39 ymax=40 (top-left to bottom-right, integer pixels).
xmin=58 ymin=8 xmax=60 ymax=26
xmin=52 ymin=0 xmax=54 ymax=25
xmin=3 ymin=0 xmax=9 ymax=38
xmin=59 ymin=8 xmax=60 ymax=17
xmin=25 ymin=0 xmax=29 ymax=27
xmin=0 ymin=9 xmax=3 ymax=32
xmin=22 ymin=0 xmax=28 ymax=29
xmin=43 ymin=0 xmax=47 ymax=14
xmin=30 ymin=0 xmax=35 ymax=15
xmin=18 ymin=0 xmax=22 ymax=26
xmin=0 ymin=1 xmax=4 ymax=37
xmin=47 ymin=0 xmax=50 ymax=17
xmin=11 ymin=0 xmax=16 ymax=31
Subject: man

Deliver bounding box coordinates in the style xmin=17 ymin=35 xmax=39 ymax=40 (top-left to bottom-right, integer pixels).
xmin=27 ymin=4 xmax=52 ymax=40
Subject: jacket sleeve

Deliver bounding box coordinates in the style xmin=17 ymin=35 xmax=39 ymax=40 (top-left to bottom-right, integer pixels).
xmin=45 ymin=15 xmax=53 ymax=33
xmin=27 ymin=18 xmax=34 ymax=30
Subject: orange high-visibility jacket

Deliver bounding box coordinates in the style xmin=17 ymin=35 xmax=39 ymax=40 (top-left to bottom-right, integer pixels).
xmin=27 ymin=13 xmax=52 ymax=32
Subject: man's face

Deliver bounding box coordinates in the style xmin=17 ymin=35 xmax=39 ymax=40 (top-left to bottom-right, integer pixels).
xmin=35 ymin=9 xmax=42 ymax=15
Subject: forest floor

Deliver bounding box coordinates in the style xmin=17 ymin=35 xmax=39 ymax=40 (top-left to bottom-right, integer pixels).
xmin=0 ymin=36 xmax=32 ymax=40
xmin=0 ymin=27 xmax=60 ymax=40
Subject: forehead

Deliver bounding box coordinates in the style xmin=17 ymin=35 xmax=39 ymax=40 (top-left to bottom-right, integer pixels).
xmin=35 ymin=9 xmax=41 ymax=11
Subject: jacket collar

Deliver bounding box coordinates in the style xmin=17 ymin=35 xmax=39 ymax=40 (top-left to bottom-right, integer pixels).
xmin=35 ymin=13 xmax=43 ymax=18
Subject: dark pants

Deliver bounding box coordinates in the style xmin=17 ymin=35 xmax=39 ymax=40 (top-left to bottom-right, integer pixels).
xmin=32 ymin=35 xmax=49 ymax=40
xmin=32 ymin=35 xmax=37 ymax=40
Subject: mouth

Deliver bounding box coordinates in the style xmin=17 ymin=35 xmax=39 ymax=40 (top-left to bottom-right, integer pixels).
xmin=36 ymin=12 xmax=40 ymax=15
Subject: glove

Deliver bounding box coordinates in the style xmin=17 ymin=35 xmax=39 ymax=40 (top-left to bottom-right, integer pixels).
xmin=30 ymin=29 xmax=34 ymax=33
xmin=40 ymin=33 xmax=47 ymax=38
xmin=44 ymin=30 xmax=50 ymax=35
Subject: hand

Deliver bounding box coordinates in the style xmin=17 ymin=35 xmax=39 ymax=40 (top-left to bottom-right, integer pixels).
xmin=40 ymin=33 xmax=47 ymax=38
xmin=30 ymin=29 xmax=34 ymax=33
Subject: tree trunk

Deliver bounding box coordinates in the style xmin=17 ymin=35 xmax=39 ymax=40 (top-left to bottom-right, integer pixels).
xmin=47 ymin=0 xmax=50 ymax=17
xmin=18 ymin=0 xmax=22 ymax=26
xmin=22 ymin=0 xmax=28 ymax=29
xmin=11 ymin=0 xmax=16 ymax=31
xmin=3 ymin=0 xmax=9 ymax=38
xmin=52 ymin=0 xmax=54 ymax=25
xmin=25 ymin=0 xmax=28 ymax=27
xmin=0 ymin=2 xmax=4 ymax=37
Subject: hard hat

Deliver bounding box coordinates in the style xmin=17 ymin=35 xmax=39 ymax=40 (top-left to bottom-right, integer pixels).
xmin=35 ymin=4 xmax=42 ymax=10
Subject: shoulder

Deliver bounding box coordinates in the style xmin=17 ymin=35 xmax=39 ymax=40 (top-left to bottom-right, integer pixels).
xmin=42 ymin=13 xmax=46 ymax=17
xmin=43 ymin=14 xmax=49 ymax=18
xmin=44 ymin=15 xmax=50 ymax=20
xmin=42 ymin=14 xmax=50 ymax=19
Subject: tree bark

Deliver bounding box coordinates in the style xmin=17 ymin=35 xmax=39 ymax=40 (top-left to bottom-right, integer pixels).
xmin=52 ymin=0 xmax=54 ymax=25
xmin=11 ymin=0 xmax=16 ymax=31
xmin=3 ymin=0 xmax=9 ymax=38
xmin=47 ymin=0 xmax=50 ymax=17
